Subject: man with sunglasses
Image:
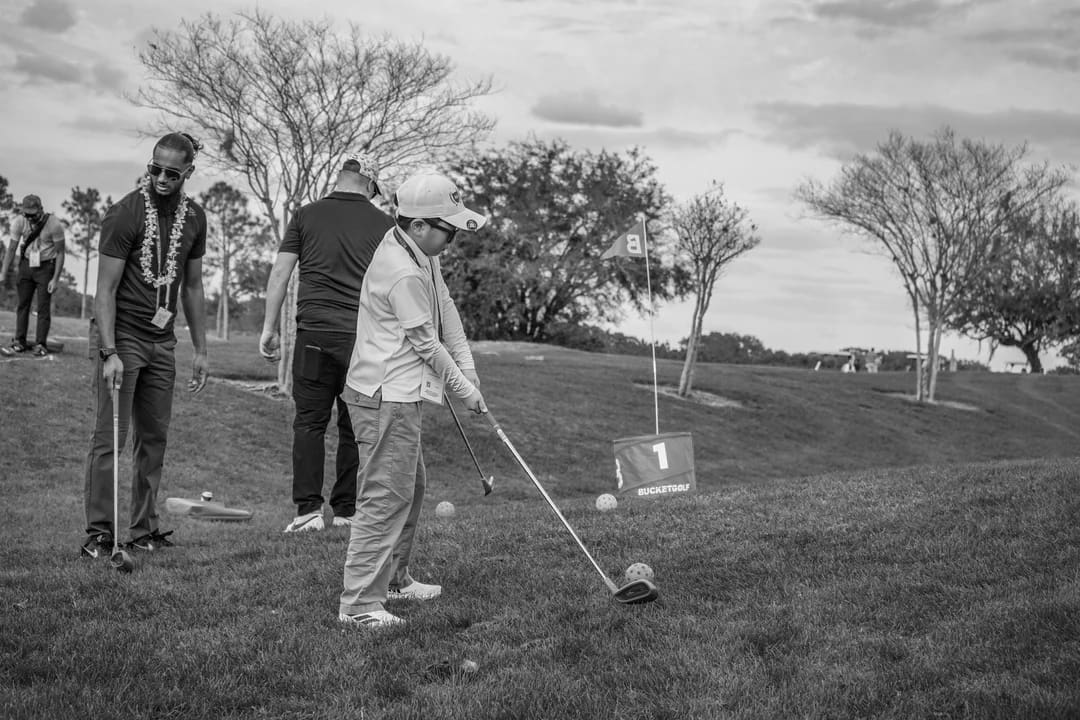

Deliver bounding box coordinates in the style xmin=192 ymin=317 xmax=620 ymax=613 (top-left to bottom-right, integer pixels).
xmin=0 ymin=194 xmax=66 ymax=357
xmin=81 ymin=132 xmax=209 ymax=559
xmin=260 ymin=151 xmax=396 ymax=533
xmin=337 ymin=171 xmax=486 ymax=629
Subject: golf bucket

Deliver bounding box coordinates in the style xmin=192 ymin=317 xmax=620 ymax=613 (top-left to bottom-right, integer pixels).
xmin=612 ymin=432 xmax=696 ymax=499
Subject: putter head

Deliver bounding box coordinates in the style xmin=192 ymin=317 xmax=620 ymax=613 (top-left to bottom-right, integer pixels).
xmin=612 ymin=578 xmax=658 ymax=604
xmin=482 ymin=475 xmax=494 ymax=496
xmin=110 ymin=549 xmax=134 ymax=574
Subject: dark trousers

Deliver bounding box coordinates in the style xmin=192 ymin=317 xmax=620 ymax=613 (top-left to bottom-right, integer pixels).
xmin=84 ymin=325 xmax=177 ymax=541
xmin=292 ymin=328 xmax=359 ymax=517
xmin=15 ymin=258 xmax=54 ymax=347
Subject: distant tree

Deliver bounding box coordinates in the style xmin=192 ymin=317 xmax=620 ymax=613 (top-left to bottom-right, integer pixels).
xmin=445 ymin=138 xmax=691 ymax=340
xmin=670 ymin=182 xmax=760 ymax=396
xmin=198 ymin=182 xmax=270 ymax=340
xmin=61 ymin=187 xmax=112 ymax=319
xmin=797 ymin=127 xmax=1068 ymax=402
xmin=135 ymin=9 xmax=494 ymax=394
xmin=1061 ymin=339 xmax=1080 ymax=372
xmin=688 ymin=331 xmax=767 ymax=365
xmin=949 ymin=199 xmax=1080 ymax=373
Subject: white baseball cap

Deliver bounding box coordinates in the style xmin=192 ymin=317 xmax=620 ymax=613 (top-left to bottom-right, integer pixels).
xmin=394 ymin=172 xmax=486 ymax=231
xmin=341 ymin=151 xmax=381 ymax=196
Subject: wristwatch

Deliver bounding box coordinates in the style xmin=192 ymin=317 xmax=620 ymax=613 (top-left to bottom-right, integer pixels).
xmin=99 ymin=347 xmax=117 ymax=361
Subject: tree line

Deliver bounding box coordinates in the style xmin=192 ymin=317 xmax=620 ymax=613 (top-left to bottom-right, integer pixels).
xmin=4 ymin=9 xmax=1080 ymax=400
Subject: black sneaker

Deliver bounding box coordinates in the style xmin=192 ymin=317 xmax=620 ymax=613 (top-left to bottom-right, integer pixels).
xmin=0 ymin=340 xmax=27 ymax=357
xmin=80 ymin=534 xmax=114 ymax=559
xmin=31 ymin=344 xmax=48 ymax=357
xmin=126 ymin=530 xmax=174 ymax=551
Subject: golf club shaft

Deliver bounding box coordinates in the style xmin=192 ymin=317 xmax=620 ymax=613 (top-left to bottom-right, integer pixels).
xmin=112 ymin=385 xmax=119 ymax=556
xmin=444 ymin=394 xmax=493 ymax=495
xmin=486 ymin=413 xmax=618 ymax=593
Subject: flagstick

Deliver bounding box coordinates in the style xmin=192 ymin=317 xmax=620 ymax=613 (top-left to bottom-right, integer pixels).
xmin=642 ymin=215 xmax=659 ymax=435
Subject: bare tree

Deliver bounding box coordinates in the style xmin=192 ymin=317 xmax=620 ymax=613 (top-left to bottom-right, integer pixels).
xmin=199 ymin=181 xmax=268 ymax=341
xmin=797 ymin=127 xmax=1068 ymax=402
xmin=133 ymin=9 xmax=494 ymax=394
xmin=61 ymin=187 xmax=112 ymax=319
xmin=670 ymin=182 xmax=760 ymax=397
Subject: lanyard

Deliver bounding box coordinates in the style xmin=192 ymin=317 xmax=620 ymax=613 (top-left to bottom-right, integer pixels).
xmin=393 ymin=228 xmax=442 ymax=338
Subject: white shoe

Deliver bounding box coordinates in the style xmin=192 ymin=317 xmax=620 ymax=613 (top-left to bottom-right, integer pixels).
xmin=388 ymin=580 xmax=442 ymax=601
xmin=339 ymin=609 xmax=405 ymax=629
xmin=332 ymin=515 xmax=353 ymax=528
xmin=284 ymin=511 xmax=324 ymax=533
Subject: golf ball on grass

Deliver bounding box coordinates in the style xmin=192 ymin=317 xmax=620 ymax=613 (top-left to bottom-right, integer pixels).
xmin=460 ymin=659 xmax=479 ymax=674
xmin=595 ymin=493 xmax=617 ymax=512
xmin=625 ymin=562 xmax=653 ymax=582
xmin=435 ymin=501 xmax=455 ymax=518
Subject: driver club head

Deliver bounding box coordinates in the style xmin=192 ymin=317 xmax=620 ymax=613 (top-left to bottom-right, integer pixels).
xmin=612 ymin=578 xmax=658 ymax=605
xmin=110 ymin=550 xmax=134 ymax=574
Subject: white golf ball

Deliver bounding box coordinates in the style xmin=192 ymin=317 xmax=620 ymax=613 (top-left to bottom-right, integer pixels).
xmin=625 ymin=562 xmax=654 ymax=582
xmin=595 ymin=493 xmax=617 ymax=512
xmin=435 ymin=501 xmax=455 ymax=518
xmin=460 ymin=659 xmax=479 ymax=673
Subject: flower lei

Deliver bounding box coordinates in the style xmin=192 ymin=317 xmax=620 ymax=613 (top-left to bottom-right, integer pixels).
xmin=138 ymin=176 xmax=188 ymax=289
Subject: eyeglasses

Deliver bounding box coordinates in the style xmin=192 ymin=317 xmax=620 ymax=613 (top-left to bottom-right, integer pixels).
xmin=426 ymin=219 xmax=458 ymax=243
xmin=146 ymin=162 xmax=189 ymax=182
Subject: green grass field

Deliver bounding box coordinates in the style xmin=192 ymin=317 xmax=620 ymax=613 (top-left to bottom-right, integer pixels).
xmin=1 ymin=311 xmax=1078 ymax=719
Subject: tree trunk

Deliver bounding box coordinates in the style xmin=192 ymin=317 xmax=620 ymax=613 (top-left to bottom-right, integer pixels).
xmin=913 ymin=293 xmax=924 ymax=401
xmin=927 ymin=319 xmax=942 ymax=403
xmin=1020 ymin=341 xmax=1043 ymax=374
xmin=678 ymin=292 xmax=707 ymax=397
xmin=221 ymin=249 xmax=231 ymax=341
xmin=81 ymin=237 xmax=91 ymax=320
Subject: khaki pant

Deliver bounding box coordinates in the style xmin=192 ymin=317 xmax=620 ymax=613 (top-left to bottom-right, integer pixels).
xmin=339 ymin=387 xmax=426 ymax=615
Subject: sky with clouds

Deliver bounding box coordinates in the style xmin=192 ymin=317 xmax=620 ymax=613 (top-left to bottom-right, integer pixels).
xmin=2 ymin=0 xmax=1078 ymax=368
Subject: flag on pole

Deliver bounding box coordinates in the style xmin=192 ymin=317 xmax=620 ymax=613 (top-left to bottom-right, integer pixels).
xmin=601 ymin=218 xmax=648 ymax=259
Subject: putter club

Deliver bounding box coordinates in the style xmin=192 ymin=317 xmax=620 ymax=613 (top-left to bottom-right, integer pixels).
xmin=485 ymin=412 xmax=658 ymax=605
xmin=109 ymin=385 xmax=134 ymax=574
xmin=444 ymin=394 xmax=494 ymax=496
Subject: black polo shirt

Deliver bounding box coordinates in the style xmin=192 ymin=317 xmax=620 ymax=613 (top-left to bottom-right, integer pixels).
xmin=98 ymin=188 xmax=207 ymax=343
xmin=280 ymin=192 xmax=394 ymax=334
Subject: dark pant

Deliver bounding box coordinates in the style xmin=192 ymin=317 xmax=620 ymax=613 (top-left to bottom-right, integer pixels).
xmin=15 ymin=258 xmax=54 ymax=347
xmin=84 ymin=325 xmax=177 ymax=541
xmin=291 ymin=329 xmax=359 ymax=517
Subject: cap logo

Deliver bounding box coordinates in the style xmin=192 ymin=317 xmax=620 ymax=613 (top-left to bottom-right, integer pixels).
xmin=466 ymin=219 xmax=478 ymax=231
xmin=450 ymin=191 xmax=461 ymax=205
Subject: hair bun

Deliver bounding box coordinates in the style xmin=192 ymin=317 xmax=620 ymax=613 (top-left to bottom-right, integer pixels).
xmin=181 ymin=132 xmax=203 ymax=155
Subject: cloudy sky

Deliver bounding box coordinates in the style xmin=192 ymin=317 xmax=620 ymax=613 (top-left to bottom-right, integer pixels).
xmin=2 ymin=0 xmax=1078 ymax=368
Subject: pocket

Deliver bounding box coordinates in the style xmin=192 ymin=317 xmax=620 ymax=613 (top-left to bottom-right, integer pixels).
xmin=300 ymin=344 xmax=323 ymax=381
xmin=341 ymin=387 xmax=381 ymax=449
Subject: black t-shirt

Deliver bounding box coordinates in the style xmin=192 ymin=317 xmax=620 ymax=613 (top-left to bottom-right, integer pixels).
xmin=280 ymin=192 xmax=394 ymax=333
xmin=98 ymin=187 xmax=207 ymax=342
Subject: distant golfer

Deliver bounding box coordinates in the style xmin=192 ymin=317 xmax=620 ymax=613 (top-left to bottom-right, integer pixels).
xmin=260 ymin=151 xmax=394 ymax=533
xmin=338 ymin=171 xmax=486 ymax=629
xmin=0 ymin=194 xmax=66 ymax=357
xmin=81 ymin=132 xmax=209 ymax=559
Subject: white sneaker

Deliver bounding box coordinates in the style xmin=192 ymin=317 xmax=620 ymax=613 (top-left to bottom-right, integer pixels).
xmin=388 ymin=580 xmax=442 ymax=601
xmin=331 ymin=515 xmax=353 ymax=528
xmin=283 ymin=511 xmax=324 ymax=533
xmin=339 ymin=610 xmax=405 ymax=629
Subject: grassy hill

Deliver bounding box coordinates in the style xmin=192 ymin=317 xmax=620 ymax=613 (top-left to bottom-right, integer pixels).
xmin=1 ymin=312 xmax=1078 ymax=719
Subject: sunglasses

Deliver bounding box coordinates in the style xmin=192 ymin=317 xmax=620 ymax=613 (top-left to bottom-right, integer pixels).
xmin=426 ymin=219 xmax=458 ymax=242
xmin=146 ymin=162 xmax=189 ymax=182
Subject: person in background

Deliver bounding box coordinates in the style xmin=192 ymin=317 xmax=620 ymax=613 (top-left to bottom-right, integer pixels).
xmin=260 ymin=152 xmax=395 ymax=533
xmin=0 ymin=194 xmax=66 ymax=357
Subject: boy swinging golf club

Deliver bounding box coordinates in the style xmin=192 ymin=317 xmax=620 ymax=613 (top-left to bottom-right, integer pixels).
xmin=336 ymin=171 xmax=487 ymax=629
